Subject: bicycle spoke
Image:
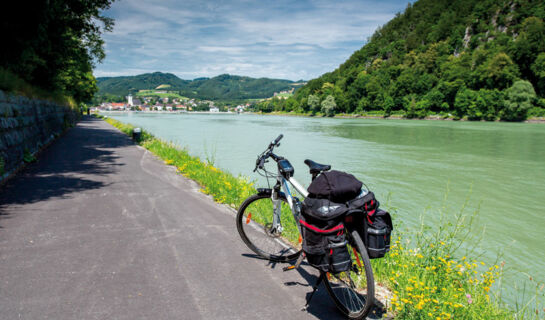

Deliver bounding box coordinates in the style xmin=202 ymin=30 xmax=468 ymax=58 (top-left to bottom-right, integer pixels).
xmin=323 ymin=231 xmax=374 ymax=318
xmin=237 ymin=194 xmax=302 ymax=262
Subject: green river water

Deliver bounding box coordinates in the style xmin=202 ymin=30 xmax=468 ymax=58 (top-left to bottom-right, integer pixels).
xmin=107 ymin=112 xmax=545 ymax=302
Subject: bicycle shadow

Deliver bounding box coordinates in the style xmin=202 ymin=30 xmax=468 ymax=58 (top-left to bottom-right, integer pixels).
xmin=240 ymin=252 xmax=389 ymax=319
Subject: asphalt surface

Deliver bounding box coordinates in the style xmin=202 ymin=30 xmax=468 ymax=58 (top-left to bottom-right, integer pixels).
xmin=0 ymin=117 xmax=384 ymax=319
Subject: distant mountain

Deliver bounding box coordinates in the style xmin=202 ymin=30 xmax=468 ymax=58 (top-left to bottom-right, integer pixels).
xmin=96 ymin=72 xmax=189 ymax=96
xmin=96 ymin=72 xmax=303 ymax=100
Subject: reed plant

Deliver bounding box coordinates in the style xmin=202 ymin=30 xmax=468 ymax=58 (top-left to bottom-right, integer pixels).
xmin=101 ymin=115 xmax=544 ymax=319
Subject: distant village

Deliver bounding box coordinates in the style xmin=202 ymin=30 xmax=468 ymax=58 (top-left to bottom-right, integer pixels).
xmin=92 ymin=93 xmax=250 ymax=113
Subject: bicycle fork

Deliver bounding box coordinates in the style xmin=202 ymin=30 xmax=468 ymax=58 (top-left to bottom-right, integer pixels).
xmin=270 ymin=189 xmax=284 ymax=235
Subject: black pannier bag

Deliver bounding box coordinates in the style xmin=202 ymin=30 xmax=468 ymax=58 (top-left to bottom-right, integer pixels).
xmin=307 ymin=170 xmax=363 ymax=203
xmin=305 ymin=170 xmax=393 ymax=260
xmin=300 ymin=197 xmax=351 ymax=273
xmin=364 ymin=206 xmax=393 ymax=259
xmin=347 ymin=191 xmax=393 ymax=259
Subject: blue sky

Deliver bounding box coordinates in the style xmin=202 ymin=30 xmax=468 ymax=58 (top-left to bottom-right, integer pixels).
xmin=94 ymin=0 xmax=409 ymax=81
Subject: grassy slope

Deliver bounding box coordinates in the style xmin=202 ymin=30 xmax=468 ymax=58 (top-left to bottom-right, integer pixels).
xmin=135 ymin=90 xmax=188 ymax=100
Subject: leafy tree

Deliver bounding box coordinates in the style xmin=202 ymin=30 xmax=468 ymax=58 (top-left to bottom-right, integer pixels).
xmin=382 ymin=95 xmax=395 ymax=116
xmin=531 ymin=53 xmax=545 ymax=96
xmin=284 ymin=97 xmax=299 ymax=112
xmin=501 ymin=80 xmax=536 ymax=121
xmin=476 ymin=53 xmax=520 ymax=90
xmin=403 ymin=95 xmax=417 ymax=118
xmin=356 ymin=96 xmax=371 ymax=113
xmin=0 ymin=0 xmax=115 ymax=102
xmin=308 ymin=94 xmax=321 ymax=115
xmin=423 ymin=88 xmax=445 ymax=112
xmin=511 ymin=17 xmax=545 ymax=80
xmin=406 ymin=98 xmax=430 ymax=119
xmin=438 ymin=79 xmax=466 ymax=107
xmin=454 ymin=88 xmax=477 ymax=119
xmin=321 ymin=95 xmax=337 ymax=117
xmin=476 ymin=89 xmax=504 ymax=121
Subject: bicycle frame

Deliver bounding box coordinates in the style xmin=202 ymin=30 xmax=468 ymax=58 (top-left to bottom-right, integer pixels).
xmin=269 ymin=171 xmax=308 ymax=235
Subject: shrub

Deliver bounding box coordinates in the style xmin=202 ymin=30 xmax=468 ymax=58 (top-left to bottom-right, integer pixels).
xmin=501 ymin=80 xmax=536 ymax=121
xmin=406 ymin=96 xmax=430 ymax=119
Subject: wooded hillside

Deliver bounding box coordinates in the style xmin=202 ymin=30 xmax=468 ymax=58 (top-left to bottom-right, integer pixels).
xmin=97 ymin=72 xmax=303 ymax=101
xmin=258 ymin=0 xmax=545 ymax=120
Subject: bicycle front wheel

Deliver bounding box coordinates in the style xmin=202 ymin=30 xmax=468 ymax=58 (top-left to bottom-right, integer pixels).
xmin=236 ymin=193 xmax=302 ymax=262
xmin=324 ymin=230 xmax=375 ymax=319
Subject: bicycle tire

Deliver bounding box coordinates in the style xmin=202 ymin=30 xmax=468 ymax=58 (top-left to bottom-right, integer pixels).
xmin=236 ymin=193 xmax=302 ymax=262
xmin=323 ymin=230 xmax=375 ymax=319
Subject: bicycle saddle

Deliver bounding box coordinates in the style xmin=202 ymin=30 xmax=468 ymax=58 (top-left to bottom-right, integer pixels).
xmin=304 ymin=159 xmax=331 ymax=174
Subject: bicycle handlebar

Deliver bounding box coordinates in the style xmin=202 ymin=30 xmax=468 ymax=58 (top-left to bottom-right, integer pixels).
xmin=254 ymin=134 xmax=284 ymax=172
xmin=273 ymin=134 xmax=283 ymax=145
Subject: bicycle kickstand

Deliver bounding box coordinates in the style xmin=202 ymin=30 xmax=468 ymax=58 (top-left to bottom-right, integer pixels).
xmin=301 ymin=272 xmax=324 ymax=311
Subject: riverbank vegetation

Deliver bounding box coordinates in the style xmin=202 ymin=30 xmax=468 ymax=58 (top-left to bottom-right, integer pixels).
xmin=100 ymin=115 xmax=544 ymax=319
xmin=0 ymin=0 xmax=114 ymax=105
xmin=254 ymin=0 xmax=545 ymax=121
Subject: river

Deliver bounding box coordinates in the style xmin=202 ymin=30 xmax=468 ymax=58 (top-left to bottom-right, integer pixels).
xmin=106 ymin=112 xmax=545 ymax=302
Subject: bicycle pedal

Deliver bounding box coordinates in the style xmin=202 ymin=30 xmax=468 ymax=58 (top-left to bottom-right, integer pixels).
xmin=283 ymin=265 xmax=296 ymax=272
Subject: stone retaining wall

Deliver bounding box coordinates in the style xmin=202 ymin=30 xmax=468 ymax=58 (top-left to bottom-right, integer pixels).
xmin=0 ymin=90 xmax=77 ymax=181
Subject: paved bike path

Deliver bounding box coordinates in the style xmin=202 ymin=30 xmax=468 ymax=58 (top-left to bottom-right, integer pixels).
xmin=0 ymin=117 xmax=363 ymax=319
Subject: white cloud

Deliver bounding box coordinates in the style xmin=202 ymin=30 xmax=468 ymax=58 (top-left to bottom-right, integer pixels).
xmin=198 ymin=46 xmax=246 ymax=54
xmin=95 ymin=0 xmax=407 ymax=80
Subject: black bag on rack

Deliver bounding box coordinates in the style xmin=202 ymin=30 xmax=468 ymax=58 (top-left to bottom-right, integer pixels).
xmin=346 ymin=191 xmax=393 ymax=259
xmin=303 ymin=169 xmax=393 ymax=264
xmin=300 ymin=197 xmax=351 ymax=273
xmin=365 ymin=208 xmax=393 ymax=258
xmin=307 ymin=170 xmax=363 ymax=203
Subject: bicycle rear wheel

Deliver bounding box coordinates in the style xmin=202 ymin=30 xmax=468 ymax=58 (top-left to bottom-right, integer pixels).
xmin=323 ymin=230 xmax=374 ymax=319
xmin=236 ymin=193 xmax=302 ymax=262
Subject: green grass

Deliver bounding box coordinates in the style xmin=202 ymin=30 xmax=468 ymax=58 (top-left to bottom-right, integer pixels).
xmin=370 ymin=198 xmax=511 ymax=319
xmin=239 ymin=194 xmax=301 ymax=245
xmin=275 ymin=92 xmax=293 ymax=98
xmin=135 ymin=90 xmax=187 ymax=100
xmin=99 ymin=114 xmax=544 ymax=319
xmin=0 ymin=68 xmax=77 ymax=109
